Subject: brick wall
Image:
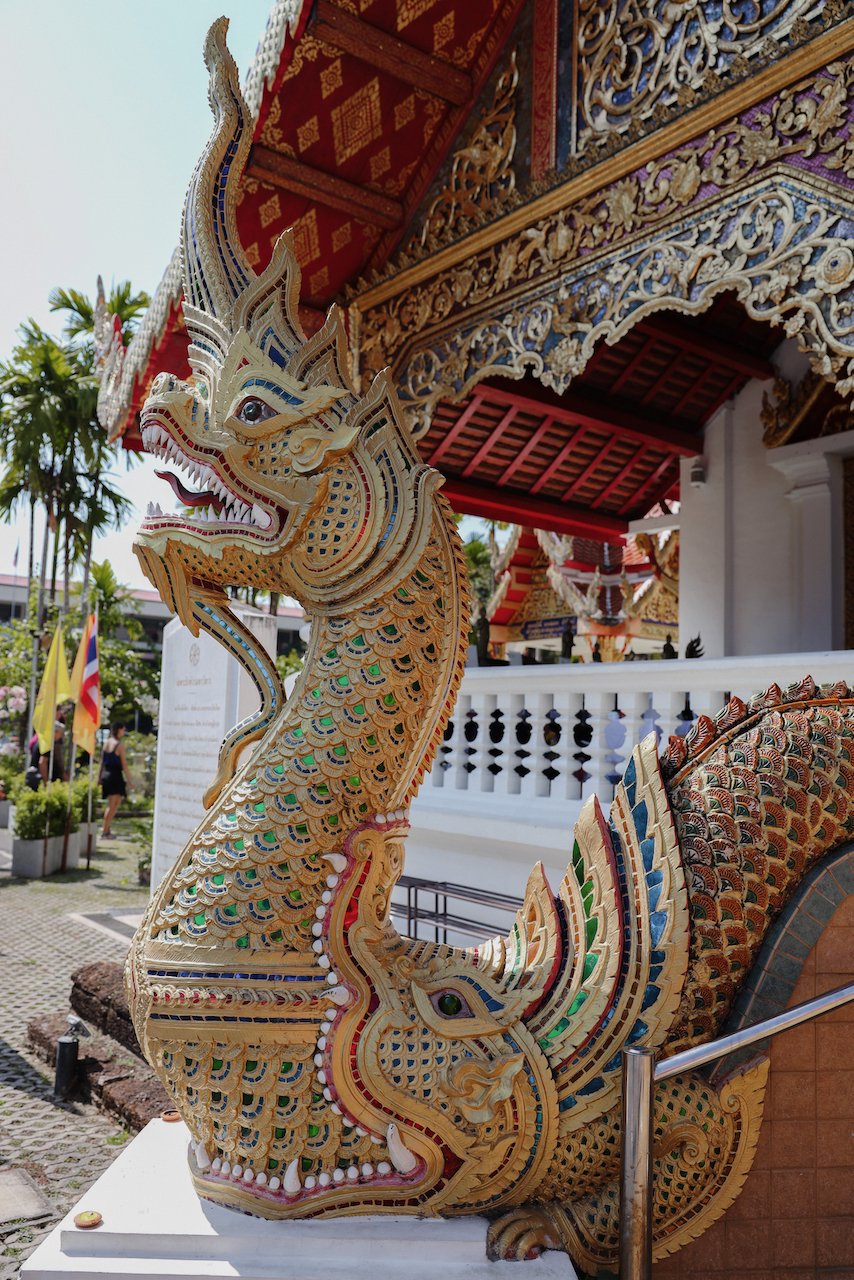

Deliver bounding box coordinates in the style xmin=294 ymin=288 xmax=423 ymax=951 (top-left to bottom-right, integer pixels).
xmin=655 ymin=892 xmax=854 ymax=1278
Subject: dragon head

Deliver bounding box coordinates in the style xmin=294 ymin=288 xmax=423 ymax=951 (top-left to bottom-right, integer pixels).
xmin=134 ymin=19 xmax=434 ymax=630
xmin=308 ymin=831 xmax=562 ymax=1215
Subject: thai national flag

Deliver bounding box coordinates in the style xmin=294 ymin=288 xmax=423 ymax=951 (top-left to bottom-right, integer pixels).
xmin=72 ymin=614 xmax=101 ymax=756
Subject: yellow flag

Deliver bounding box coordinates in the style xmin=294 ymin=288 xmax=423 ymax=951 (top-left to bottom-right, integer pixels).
xmin=32 ymin=625 xmax=72 ymax=754
xmin=71 ymin=614 xmax=100 ymax=757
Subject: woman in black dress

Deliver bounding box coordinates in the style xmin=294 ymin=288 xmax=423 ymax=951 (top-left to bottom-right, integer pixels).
xmin=100 ymin=722 xmax=129 ymax=837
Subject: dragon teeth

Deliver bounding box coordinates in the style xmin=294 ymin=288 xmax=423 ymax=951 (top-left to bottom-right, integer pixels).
xmin=284 ymin=1159 xmax=301 ymax=1195
xmin=386 ymin=1123 xmax=417 ymax=1174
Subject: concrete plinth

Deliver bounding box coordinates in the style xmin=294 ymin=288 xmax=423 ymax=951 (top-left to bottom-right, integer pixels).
xmin=22 ymin=1118 xmax=576 ymax=1280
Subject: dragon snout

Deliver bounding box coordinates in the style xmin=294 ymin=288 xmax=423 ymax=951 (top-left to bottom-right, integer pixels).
xmin=151 ymin=372 xmax=179 ymax=396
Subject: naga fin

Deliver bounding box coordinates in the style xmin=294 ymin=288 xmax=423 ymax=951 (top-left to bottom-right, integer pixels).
xmin=477 ymin=862 xmax=563 ymax=1015
xmin=532 ymin=735 xmax=690 ymax=1127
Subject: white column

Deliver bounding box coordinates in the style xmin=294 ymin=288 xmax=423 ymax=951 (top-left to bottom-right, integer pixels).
xmin=769 ymin=451 xmax=834 ymax=651
xmin=519 ymin=692 xmax=553 ymax=802
xmin=468 ymin=691 xmax=494 ymax=793
xmin=580 ymin=690 xmax=616 ymax=805
xmin=551 ymin=688 xmax=585 ymax=802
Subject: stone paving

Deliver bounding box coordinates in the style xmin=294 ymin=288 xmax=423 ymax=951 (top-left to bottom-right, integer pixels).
xmin=0 ymin=828 xmax=149 ymax=1278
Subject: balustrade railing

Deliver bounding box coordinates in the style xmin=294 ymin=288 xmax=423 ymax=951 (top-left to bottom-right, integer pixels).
xmin=425 ymin=652 xmax=854 ymax=811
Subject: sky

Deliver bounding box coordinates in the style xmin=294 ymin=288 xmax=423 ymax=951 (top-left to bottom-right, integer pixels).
xmin=0 ymin=0 xmax=274 ymax=590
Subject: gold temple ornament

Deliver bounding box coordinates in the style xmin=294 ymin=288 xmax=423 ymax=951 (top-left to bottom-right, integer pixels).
xmin=123 ymin=20 xmax=854 ymax=1275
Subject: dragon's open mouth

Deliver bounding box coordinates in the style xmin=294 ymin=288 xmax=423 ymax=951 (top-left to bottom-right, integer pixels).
xmin=140 ymin=421 xmax=274 ymax=532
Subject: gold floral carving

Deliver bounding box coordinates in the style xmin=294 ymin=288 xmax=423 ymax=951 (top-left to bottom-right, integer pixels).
xmin=576 ymin=0 xmax=825 ymax=153
xmin=354 ymin=57 xmax=854 ymax=436
xmin=416 ymin=51 xmax=518 ymax=254
xmin=761 ymin=368 xmax=854 ymax=446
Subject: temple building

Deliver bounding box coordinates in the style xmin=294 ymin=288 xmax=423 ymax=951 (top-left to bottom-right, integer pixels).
xmin=96 ymin=3 xmax=854 ymax=1274
xmin=487 ymin=524 xmax=679 ymax=661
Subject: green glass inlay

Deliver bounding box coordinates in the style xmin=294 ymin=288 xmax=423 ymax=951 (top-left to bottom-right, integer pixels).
xmin=328 ymin=815 xmax=339 ymax=827
xmin=585 ymin=916 xmax=598 ymax=948
xmin=349 ymin=775 xmax=361 ymax=787
xmin=224 ymin=904 xmax=237 ymax=918
xmin=284 ymin=793 xmax=297 ymax=805
xmin=383 ymin=624 xmax=397 ymax=636
xmin=193 ymin=913 xmax=206 ymax=926
xmin=301 ymin=1157 xmax=313 ymax=1172
xmin=226 ymin=813 xmax=236 ymax=822
xmin=320 ymin=716 xmax=333 ymax=727
xmin=326 ymin=647 xmax=338 ymax=659
xmin=254 ymin=802 xmax=266 ymax=814
xmin=317 ymin=783 xmax=330 ymax=796
xmin=270 ymin=930 xmax=283 ymax=942
xmin=354 ymin=703 xmax=365 ymax=715
xmin=368 ymin=663 xmax=380 ymax=677
xmin=281 ymin=1061 xmax=292 ymax=1073
xmin=242 ymin=1093 xmax=253 ymax=1105
xmin=288 ymin=889 xmax=302 ymax=903
xmin=354 ymin=634 xmax=366 ymax=646
xmin=234 ymin=839 xmax=245 ymax=851
xmin=236 ymin=935 xmax=249 ymax=948
xmin=273 ymin=764 xmax=284 ymax=775
xmin=212 ymin=1059 xmax=223 ymax=1070
xmin=295 ymin=823 xmax=308 ymax=835
xmin=366 ymin=734 xmax=377 ymax=747
xmin=337 ymin=675 xmax=349 ymax=688
xmin=383 ymin=693 xmax=395 ymax=706
xmin=257 ymin=898 xmax=271 ymax=912
xmin=308 ymin=1124 xmax=320 ymax=1138
xmin=246 ymin=1060 xmax=257 ymax=1071
xmin=333 ymin=745 xmax=346 ymax=757
xmin=212 ymin=873 xmax=225 ymax=886
xmin=263 ymin=831 xmax=276 ymax=844
xmin=302 ymin=753 xmax=316 ymax=767
xmin=275 ymin=1128 xmax=285 ymax=1140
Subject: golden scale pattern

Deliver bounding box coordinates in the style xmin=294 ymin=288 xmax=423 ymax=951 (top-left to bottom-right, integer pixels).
xmin=120 ymin=21 xmax=854 ymax=1277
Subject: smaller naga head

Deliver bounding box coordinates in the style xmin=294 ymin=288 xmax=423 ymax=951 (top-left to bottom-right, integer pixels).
xmin=297 ymin=831 xmax=563 ymax=1216
xmin=134 ymin=20 xmax=438 ymax=628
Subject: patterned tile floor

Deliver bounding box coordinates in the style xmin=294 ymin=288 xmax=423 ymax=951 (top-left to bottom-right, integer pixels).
xmin=0 ymin=828 xmax=149 ymax=1278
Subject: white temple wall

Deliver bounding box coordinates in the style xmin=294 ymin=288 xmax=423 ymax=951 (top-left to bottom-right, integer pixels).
xmin=678 ymin=341 xmax=849 ymax=658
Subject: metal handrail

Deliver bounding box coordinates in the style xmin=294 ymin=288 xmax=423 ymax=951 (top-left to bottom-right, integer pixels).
xmin=391 ymin=874 xmax=522 ymax=943
xmin=620 ymin=979 xmax=854 ymax=1279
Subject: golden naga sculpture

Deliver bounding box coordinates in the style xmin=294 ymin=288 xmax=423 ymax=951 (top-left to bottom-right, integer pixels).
xmin=126 ymin=22 xmax=854 ymax=1275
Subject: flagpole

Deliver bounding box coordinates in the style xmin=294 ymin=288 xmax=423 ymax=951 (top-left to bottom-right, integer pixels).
xmin=61 ymin=740 xmax=76 ymax=874
xmin=86 ymin=751 xmax=94 ymax=870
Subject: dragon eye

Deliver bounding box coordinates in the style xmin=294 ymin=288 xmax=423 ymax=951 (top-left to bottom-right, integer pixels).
xmin=430 ymin=990 xmax=473 ymax=1019
xmin=235 ymin=397 xmax=276 ymax=425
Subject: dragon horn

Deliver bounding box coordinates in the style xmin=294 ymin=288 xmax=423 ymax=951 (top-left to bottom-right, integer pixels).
xmin=181 ymin=17 xmax=255 ymax=325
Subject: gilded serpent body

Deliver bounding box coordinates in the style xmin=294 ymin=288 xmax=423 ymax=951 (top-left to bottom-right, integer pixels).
xmin=123 ymin=22 xmax=854 ymax=1276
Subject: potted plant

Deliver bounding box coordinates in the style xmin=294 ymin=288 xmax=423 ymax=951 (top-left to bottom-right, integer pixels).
xmin=11 ymin=782 xmax=80 ymax=877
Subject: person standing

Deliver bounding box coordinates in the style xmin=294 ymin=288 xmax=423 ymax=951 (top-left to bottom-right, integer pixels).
xmin=100 ymin=723 xmax=130 ymax=837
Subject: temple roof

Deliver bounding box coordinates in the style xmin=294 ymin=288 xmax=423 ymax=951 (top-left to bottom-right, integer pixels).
xmin=489 ymin=525 xmax=678 ymax=639
xmin=106 ymin=2 xmax=784 ymax=543
xmin=107 ymin=0 xmax=524 ymax=448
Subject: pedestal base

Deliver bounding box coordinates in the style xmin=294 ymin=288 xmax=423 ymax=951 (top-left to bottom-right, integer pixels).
xmin=22 ymin=1118 xmax=576 ymax=1280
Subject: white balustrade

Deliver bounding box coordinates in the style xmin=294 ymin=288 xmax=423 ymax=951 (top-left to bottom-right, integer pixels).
xmin=419 ymin=651 xmax=854 ymax=820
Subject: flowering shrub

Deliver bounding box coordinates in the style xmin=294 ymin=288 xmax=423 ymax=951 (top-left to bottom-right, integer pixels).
xmin=0 ymin=685 xmax=26 ymax=721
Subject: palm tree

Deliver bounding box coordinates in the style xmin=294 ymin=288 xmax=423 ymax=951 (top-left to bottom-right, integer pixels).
xmin=50 ymin=280 xmax=148 ymax=615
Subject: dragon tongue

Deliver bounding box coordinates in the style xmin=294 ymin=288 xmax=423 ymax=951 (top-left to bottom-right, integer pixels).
xmin=155 ymin=468 xmax=224 ymax=512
